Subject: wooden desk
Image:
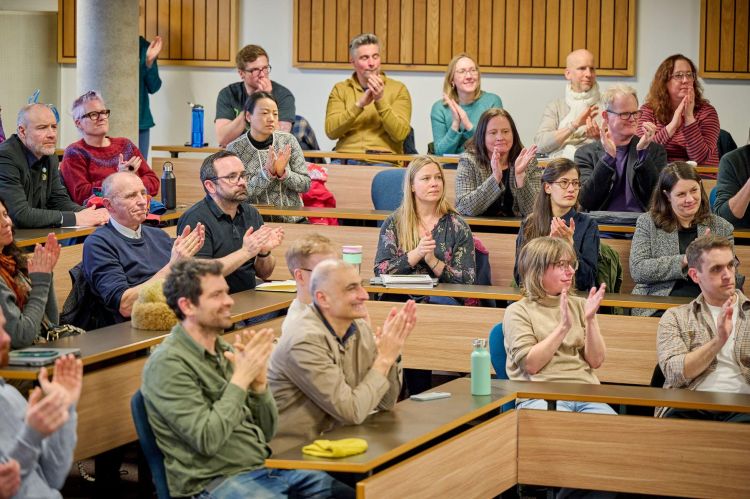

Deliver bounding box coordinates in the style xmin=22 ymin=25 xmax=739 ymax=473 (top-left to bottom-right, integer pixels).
xmin=0 ymin=290 xmax=292 ymax=461
xmin=14 ymin=205 xmax=190 ymax=248
xmin=268 ymin=378 xmax=750 ymax=498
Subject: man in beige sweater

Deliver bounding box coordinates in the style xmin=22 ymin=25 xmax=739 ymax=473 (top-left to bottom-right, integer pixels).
xmin=268 ymin=259 xmax=416 ymax=453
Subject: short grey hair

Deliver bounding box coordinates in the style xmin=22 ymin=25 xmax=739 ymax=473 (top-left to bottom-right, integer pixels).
xmin=71 ymin=90 xmax=104 ymax=120
xmin=349 ymin=33 xmax=380 ymax=59
xmin=16 ymin=103 xmax=50 ymax=128
xmin=601 ymin=84 xmax=638 ymax=110
xmin=310 ymin=259 xmax=355 ymax=305
xmin=101 ymin=171 xmax=131 ymax=199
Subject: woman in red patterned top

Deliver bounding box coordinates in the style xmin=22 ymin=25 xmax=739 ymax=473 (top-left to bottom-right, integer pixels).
xmin=638 ymin=54 xmax=720 ymax=167
xmin=60 ymin=91 xmax=160 ymax=205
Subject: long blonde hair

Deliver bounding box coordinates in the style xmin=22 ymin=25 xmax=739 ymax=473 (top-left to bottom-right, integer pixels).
xmin=443 ymin=53 xmax=482 ymax=103
xmin=396 ymin=156 xmax=456 ymax=251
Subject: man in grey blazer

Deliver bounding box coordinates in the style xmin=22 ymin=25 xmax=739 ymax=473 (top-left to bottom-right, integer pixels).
xmin=575 ymin=84 xmax=668 ymax=212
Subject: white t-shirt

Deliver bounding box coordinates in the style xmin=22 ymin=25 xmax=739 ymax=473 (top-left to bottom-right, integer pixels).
xmin=695 ymin=301 xmax=750 ymax=394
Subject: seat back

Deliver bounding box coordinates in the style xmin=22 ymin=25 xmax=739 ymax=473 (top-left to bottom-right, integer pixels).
xmin=371 ymin=169 xmax=406 ymax=211
xmin=488 ymin=323 xmax=508 ymax=379
xmin=130 ymin=390 xmax=171 ymax=499
xmin=710 ymin=186 xmax=718 ymax=209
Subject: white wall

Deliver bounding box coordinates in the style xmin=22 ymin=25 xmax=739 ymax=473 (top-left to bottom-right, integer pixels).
xmin=50 ymin=0 xmax=750 ymax=153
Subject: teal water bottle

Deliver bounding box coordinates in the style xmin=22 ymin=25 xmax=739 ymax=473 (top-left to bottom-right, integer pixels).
xmin=471 ymin=338 xmax=491 ymax=395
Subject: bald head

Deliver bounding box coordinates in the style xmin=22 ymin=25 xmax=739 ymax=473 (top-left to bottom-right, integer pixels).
xmin=310 ymin=259 xmax=354 ymax=301
xmin=310 ymin=259 xmax=369 ymax=323
xmin=102 ymin=172 xmax=149 ymax=229
xmin=565 ymin=49 xmax=596 ymax=92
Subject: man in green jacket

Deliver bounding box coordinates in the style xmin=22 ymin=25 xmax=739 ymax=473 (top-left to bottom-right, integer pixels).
xmin=141 ymin=259 xmax=351 ymax=498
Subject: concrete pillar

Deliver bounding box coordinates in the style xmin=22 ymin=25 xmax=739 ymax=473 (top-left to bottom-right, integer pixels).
xmin=76 ymin=0 xmax=139 ymax=142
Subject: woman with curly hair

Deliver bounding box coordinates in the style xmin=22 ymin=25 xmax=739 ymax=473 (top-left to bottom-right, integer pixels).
xmin=638 ymin=54 xmax=720 ymax=166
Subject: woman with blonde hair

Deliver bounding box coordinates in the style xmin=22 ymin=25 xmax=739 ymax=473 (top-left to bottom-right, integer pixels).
xmin=375 ymin=155 xmax=475 ymax=287
xmin=638 ymin=54 xmax=720 ymax=166
xmin=430 ymin=53 xmax=503 ymax=156
xmin=504 ymin=236 xmax=614 ymax=414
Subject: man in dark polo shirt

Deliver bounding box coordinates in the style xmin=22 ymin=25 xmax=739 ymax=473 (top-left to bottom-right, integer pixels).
xmin=177 ymin=150 xmax=283 ymax=293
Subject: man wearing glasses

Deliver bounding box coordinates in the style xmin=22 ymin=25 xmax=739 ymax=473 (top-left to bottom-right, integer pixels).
xmin=177 ymin=150 xmax=283 ymax=294
xmin=61 ymin=90 xmax=160 ymax=205
xmin=575 ymin=84 xmax=667 ymax=212
xmin=0 ymin=104 xmax=108 ymax=228
xmin=215 ymin=45 xmax=296 ymax=147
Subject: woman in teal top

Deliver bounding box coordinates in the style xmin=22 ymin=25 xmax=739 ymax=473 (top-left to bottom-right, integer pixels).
xmin=430 ymin=53 xmax=503 ymax=156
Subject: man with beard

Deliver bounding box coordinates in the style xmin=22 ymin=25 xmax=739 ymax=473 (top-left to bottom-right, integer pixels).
xmin=0 ymin=104 xmax=108 ymax=228
xmin=177 ymin=150 xmax=284 ymax=294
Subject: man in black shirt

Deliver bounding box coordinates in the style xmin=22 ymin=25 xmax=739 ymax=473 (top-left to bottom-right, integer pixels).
xmin=177 ymin=150 xmax=283 ymax=293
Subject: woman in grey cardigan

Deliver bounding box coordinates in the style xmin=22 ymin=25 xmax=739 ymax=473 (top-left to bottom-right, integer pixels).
xmin=630 ymin=162 xmax=737 ymax=316
xmin=0 ymin=197 xmax=60 ymax=348
xmin=227 ymin=91 xmax=311 ymax=223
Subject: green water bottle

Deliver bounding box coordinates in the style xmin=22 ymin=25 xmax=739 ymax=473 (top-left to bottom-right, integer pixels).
xmin=471 ymin=338 xmax=491 ymax=396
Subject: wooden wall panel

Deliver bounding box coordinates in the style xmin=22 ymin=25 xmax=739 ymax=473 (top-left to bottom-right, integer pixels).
xmin=700 ymin=0 xmax=750 ymax=79
xmin=294 ymin=0 xmax=636 ymax=75
xmin=57 ymin=0 xmax=238 ymax=67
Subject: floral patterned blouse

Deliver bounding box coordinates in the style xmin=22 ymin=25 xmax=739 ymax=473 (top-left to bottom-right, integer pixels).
xmin=374 ymin=212 xmax=476 ymax=284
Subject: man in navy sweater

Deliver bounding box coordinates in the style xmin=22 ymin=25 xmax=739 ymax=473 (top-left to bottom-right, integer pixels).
xmin=82 ymin=172 xmax=206 ymax=323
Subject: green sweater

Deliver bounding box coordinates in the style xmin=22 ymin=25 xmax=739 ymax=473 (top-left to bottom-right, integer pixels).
xmin=430 ymin=91 xmax=502 ymax=155
xmin=141 ymin=324 xmax=277 ymax=497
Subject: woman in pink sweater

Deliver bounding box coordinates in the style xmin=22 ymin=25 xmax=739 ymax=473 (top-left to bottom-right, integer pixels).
xmin=60 ymin=91 xmax=160 ymax=205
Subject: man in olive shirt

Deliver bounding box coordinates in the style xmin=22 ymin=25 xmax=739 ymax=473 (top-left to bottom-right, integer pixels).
xmin=141 ymin=259 xmax=349 ymax=498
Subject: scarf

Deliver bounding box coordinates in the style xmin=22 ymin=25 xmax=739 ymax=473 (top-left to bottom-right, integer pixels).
xmin=0 ymin=253 xmax=28 ymax=310
xmin=552 ymin=82 xmax=602 ymax=160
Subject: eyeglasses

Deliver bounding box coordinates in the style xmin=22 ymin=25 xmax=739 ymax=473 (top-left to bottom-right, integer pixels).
xmin=671 ymin=71 xmax=695 ymax=81
xmin=552 ymin=259 xmax=579 ymax=271
xmin=210 ymin=172 xmax=250 ymax=184
xmin=606 ymin=109 xmax=642 ymax=121
xmin=455 ymin=67 xmax=478 ymax=76
xmin=242 ymin=65 xmax=272 ymax=76
xmin=80 ymin=109 xmax=111 ymax=121
xmin=298 ymin=267 xmax=313 ymax=272
xmin=550 ymin=179 xmax=581 ymax=190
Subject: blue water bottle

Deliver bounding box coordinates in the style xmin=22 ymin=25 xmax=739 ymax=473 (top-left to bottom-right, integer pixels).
xmin=190 ymin=104 xmax=204 ymax=148
xmin=471 ymin=338 xmax=491 ymax=396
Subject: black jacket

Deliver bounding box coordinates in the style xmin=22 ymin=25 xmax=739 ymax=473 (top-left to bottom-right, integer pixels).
xmin=575 ymin=137 xmax=667 ymax=212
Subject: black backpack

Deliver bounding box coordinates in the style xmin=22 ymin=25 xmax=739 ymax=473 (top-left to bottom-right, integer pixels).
xmin=60 ymin=262 xmax=116 ymax=331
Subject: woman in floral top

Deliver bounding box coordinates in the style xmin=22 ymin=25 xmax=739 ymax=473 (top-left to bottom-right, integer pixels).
xmin=374 ymin=155 xmax=476 ymax=289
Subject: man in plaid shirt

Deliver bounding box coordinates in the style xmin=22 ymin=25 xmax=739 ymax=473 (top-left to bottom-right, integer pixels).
xmin=656 ymin=234 xmax=750 ymax=422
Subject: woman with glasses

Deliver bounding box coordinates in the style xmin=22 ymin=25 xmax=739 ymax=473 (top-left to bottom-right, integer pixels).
xmin=226 ymin=91 xmax=311 ymax=223
xmin=61 ymin=91 xmax=160 ymax=205
xmin=638 ymin=54 xmax=720 ymax=166
xmin=504 ymin=236 xmax=614 ymax=414
xmin=630 ymin=162 xmax=737 ymax=317
xmin=455 ymin=108 xmax=541 ymax=217
xmin=514 ymin=158 xmax=599 ymax=291
xmin=430 ymin=54 xmax=503 ymax=156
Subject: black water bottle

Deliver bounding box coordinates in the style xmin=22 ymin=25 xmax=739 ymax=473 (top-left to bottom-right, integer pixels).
xmin=161 ymin=161 xmax=176 ymax=210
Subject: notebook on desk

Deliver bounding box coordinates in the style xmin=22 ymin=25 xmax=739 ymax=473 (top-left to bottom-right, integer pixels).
xmin=370 ymin=275 xmax=437 ymax=289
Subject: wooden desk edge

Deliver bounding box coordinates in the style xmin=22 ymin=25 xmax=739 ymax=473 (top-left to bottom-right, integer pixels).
xmin=265 ymin=392 xmax=517 ymax=472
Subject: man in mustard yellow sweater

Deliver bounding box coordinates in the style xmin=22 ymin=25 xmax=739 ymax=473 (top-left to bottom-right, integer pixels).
xmin=325 ymin=33 xmax=412 ymax=160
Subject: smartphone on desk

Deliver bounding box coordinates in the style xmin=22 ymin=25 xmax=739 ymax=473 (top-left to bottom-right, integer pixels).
xmin=410 ymin=391 xmax=451 ymax=402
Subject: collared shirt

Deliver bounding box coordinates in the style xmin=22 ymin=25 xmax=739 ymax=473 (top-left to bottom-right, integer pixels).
xmin=658 ymin=290 xmax=750 ymax=391
xmin=109 ymin=216 xmax=142 ymax=239
xmin=141 ymin=324 xmax=277 ymax=497
xmin=313 ymin=303 xmax=357 ymax=345
xmin=177 ymin=195 xmax=264 ymax=294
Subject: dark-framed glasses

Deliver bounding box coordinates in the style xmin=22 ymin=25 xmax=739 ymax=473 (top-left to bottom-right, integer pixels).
xmin=211 ymin=171 xmax=250 ymax=184
xmin=670 ymin=71 xmax=695 ymax=81
xmin=81 ymin=109 xmax=111 ymax=121
xmin=553 ymin=259 xmax=579 ymax=271
xmin=243 ymin=65 xmax=272 ymax=76
xmin=551 ymin=179 xmax=581 ymax=190
xmin=606 ymin=109 xmax=642 ymax=121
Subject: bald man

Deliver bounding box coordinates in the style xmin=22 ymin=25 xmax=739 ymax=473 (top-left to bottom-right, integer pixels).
xmin=0 ymin=104 xmax=108 ymax=228
xmin=534 ymin=49 xmax=602 ymax=160
xmin=268 ymin=259 xmax=415 ymax=453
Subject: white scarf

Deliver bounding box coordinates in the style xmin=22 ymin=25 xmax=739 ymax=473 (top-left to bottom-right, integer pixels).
xmin=552 ymin=82 xmax=601 ymax=160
